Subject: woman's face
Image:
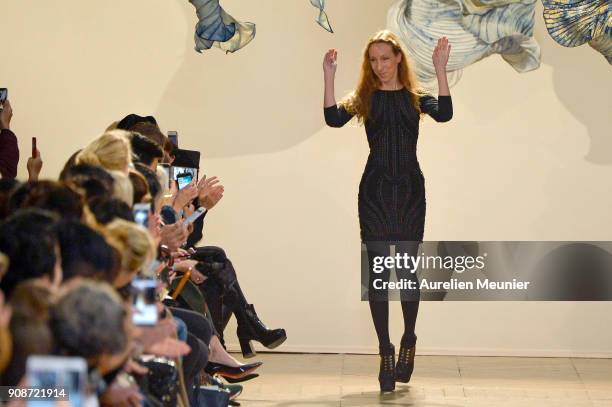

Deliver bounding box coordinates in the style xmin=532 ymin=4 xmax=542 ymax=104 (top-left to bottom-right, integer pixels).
xmin=368 ymin=42 xmax=401 ymax=84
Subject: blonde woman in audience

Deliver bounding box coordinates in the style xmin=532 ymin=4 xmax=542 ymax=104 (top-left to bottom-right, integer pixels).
xmin=103 ymin=219 xmax=156 ymax=288
xmin=76 ymin=130 xmax=132 ymax=175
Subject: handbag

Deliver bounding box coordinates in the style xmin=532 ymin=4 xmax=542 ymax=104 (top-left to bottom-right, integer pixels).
xmin=136 ymin=356 xmax=179 ymax=407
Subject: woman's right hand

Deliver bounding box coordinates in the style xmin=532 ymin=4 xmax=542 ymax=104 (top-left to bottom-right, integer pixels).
xmin=323 ymin=49 xmax=337 ymax=77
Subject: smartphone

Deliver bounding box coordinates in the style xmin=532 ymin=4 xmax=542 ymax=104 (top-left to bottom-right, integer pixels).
xmin=176 ymin=173 xmax=193 ymax=190
xmin=172 ymin=166 xmax=198 ymax=190
xmin=32 ymin=137 xmax=37 ymax=158
xmin=167 ymin=131 xmax=178 ymax=147
xmin=131 ymin=277 xmax=158 ymax=326
xmin=183 ymin=207 xmax=207 ymax=226
xmin=0 ymin=88 xmax=7 ymax=104
xmin=26 ymin=355 xmax=87 ymax=407
xmin=133 ymin=203 xmax=151 ymax=228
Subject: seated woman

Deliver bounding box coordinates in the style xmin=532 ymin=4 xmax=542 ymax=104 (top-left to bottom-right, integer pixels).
xmin=181 ymin=174 xmax=287 ymax=358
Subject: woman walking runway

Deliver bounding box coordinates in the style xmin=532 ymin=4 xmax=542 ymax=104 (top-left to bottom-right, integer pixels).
xmin=323 ymin=30 xmax=453 ymax=392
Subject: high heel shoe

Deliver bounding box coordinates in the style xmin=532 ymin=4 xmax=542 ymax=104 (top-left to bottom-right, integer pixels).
xmin=395 ymin=343 xmax=415 ymax=383
xmin=223 ymin=373 xmax=260 ymax=384
xmin=236 ymin=304 xmax=287 ymax=358
xmin=204 ymin=361 xmax=262 ymax=379
xmin=378 ymin=343 xmax=396 ymax=392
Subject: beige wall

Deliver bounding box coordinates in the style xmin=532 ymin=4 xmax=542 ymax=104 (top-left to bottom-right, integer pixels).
xmin=2 ymin=0 xmax=611 ymax=356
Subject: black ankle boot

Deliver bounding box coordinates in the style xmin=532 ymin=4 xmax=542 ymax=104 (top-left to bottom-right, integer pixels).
xmin=378 ymin=343 xmax=396 ymax=392
xmin=395 ymin=342 xmax=415 ymax=383
xmin=236 ymin=304 xmax=287 ymax=358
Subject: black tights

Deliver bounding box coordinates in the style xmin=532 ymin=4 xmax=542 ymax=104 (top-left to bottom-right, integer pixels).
xmin=366 ymin=241 xmax=421 ymax=349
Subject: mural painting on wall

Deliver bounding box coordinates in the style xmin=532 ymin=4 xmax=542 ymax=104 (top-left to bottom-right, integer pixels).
xmin=542 ymin=0 xmax=611 ymax=64
xmin=386 ymin=0 xmax=542 ymax=89
xmin=189 ymin=0 xmax=334 ymax=54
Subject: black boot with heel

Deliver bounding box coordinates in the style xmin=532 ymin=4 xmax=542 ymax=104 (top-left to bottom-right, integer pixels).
xmin=395 ymin=341 xmax=415 ymax=383
xmin=235 ymin=304 xmax=287 ymax=358
xmin=378 ymin=343 xmax=396 ymax=392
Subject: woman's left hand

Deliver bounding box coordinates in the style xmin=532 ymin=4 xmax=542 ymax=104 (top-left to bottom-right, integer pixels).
xmin=432 ymin=37 xmax=450 ymax=71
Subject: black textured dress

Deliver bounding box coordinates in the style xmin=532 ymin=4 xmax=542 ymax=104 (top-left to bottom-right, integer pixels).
xmin=324 ymin=90 xmax=453 ymax=242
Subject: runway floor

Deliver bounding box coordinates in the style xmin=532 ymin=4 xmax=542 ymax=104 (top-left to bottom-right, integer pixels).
xmin=232 ymin=353 xmax=612 ymax=406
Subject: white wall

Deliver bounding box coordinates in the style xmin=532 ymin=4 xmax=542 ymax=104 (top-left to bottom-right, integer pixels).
xmin=1 ymin=0 xmax=611 ymax=357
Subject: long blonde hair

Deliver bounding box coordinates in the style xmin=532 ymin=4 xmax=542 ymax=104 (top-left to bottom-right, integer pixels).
xmin=341 ymin=30 xmax=422 ymax=123
xmin=76 ymin=130 xmax=132 ymax=173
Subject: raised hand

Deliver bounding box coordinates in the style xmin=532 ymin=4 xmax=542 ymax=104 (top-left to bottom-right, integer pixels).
xmin=323 ymin=49 xmax=338 ymax=77
xmin=27 ymin=148 xmax=43 ymax=182
xmin=198 ymin=175 xmax=224 ymax=210
xmin=173 ymin=179 xmax=198 ymax=211
xmin=0 ymin=99 xmax=13 ymax=130
xmin=432 ymin=37 xmax=451 ymax=72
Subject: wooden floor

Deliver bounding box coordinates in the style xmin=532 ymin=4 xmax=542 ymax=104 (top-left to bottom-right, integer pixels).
xmin=232 ymin=353 xmax=612 ymax=406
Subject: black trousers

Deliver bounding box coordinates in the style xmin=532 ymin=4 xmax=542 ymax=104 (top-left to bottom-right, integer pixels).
xmin=170 ymin=307 xmax=213 ymax=388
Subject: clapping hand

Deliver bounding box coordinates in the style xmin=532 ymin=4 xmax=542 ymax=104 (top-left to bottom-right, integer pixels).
xmin=197 ymin=175 xmax=224 ymax=210
xmin=173 ymin=179 xmax=198 ymax=211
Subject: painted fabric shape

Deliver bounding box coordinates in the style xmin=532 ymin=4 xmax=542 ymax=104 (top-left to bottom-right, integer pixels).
xmin=387 ymin=0 xmax=541 ymax=88
xmin=542 ymin=0 xmax=611 ymax=63
xmin=310 ymin=0 xmax=334 ymax=33
xmin=190 ymin=0 xmax=256 ymax=53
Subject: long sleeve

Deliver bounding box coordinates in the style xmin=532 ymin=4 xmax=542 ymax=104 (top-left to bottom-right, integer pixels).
xmin=324 ymin=104 xmax=354 ymax=128
xmin=186 ymin=204 xmax=207 ymax=248
xmin=419 ymin=95 xmax=453 ymax=123
xmin=0 ymin=129 xmax=19 ymax=179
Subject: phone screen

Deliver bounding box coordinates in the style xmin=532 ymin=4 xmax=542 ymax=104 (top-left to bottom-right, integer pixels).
xmin=131 ymin=278 xmax=158 ymax=326
xmin=0 ymin=88 xmax=7 ymax=104
xmin=172 ymin=166 xmax=197 ymax=190
xmin=177 ymin=174 xmax=193 ymax=190
xmin=133 ymin=203 xmax=151 ymax=228
xmin=26 ymin=355 xmax=87 ymax=407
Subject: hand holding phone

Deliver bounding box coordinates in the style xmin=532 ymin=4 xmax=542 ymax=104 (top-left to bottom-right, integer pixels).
xmin=27 ymin=137 xmax=43 ymax=182
xmin=171 ymin=166 xmax=198 ymax=190
xmin=0 ymin=91 xmax=11 ymax=129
